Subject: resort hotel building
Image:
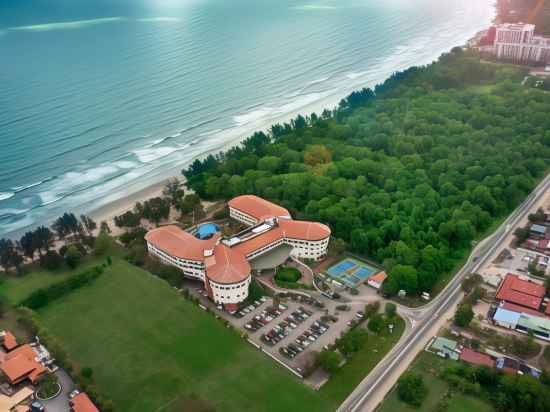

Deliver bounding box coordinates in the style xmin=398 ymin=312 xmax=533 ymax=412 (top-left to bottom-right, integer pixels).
xmin=145 ymin=195 xmax=330 ymax=311
xmin=477 ymin=23 xmax=550 ymax=64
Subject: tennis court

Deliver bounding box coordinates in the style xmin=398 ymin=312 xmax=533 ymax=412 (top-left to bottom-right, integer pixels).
xmin=325 ymin=257 xmax=379 ymax=288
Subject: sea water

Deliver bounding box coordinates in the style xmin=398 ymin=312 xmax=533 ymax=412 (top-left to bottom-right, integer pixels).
xmin=0 ymin=0 xmax=494 ymax=237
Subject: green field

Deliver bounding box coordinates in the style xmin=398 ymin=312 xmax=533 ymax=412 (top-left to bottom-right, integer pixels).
xmin=2 ymin=251 xmax=405 ymax=411
xmin=35 ymin=258 xmax=328 ymax=411
xmin=378 ymin=352 xmax=494 ymax=412
xmin=0 ymin=245 xmax=123 ymax=304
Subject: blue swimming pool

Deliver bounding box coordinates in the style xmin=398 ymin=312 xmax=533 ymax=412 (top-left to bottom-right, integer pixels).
xmin=196 ymin=223 xmax=221 ymax=240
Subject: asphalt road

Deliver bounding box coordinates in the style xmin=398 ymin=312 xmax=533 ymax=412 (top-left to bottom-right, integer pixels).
xmin=338 ymin=174 xmax=550 ymax=412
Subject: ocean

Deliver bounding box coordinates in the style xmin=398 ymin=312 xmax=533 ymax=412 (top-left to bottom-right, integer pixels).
xmin=0 ymin=0 xmax=493 ymax=238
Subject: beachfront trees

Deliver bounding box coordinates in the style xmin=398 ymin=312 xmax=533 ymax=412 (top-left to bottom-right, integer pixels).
xmin=0 ymin=239 xmax=23 ymax=274
xmin=163 ymin=178 xmax=185 ymax=206
xmin=114 ymin=211 xmax=141 ymax=228
xmin=19 ymin=231 xmax=37 ymax=261
xmin=141 ymin=197 xmax=171 ymax=225
xmin=182 ymin=49 xmax=550 ymax=295
xmin=80 ymin=215 xmax=97 ymax=235
xmin=33 ymin=226 xmax=54 ymax=256
xmin=53 ymin=213 xmax=82 ymax=239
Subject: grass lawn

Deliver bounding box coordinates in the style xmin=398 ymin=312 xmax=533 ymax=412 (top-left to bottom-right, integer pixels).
xmin=0 ymin=243 xmax=122 ymax=304
xmin=4 ymin=249 xmax=405 ymax=411
xmin=378 ymin=352 xmax=494 ymax=412
xmin=36 ymin=258 xmax=329 ymax=412
xmin=320 ymin=317 xmax=405 ymax=402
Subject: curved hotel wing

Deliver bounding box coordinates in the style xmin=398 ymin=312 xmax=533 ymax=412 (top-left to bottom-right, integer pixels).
xmin=145 ymin=195 xmax=330 ymax=311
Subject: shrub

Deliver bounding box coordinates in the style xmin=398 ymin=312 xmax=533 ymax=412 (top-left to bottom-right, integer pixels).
xmin=316 ymin=350 xmax=342 ymax=374
xmin=367 ymin=314 xmax=385 ymax=333
xmin=397 ymin=372 xmax=428 ymax=407
xmin=274 ymin=267 xmax=301 ymax=283
xmin=81 ymin=367 xmax=94 ymax=380
xmin=65 ymin=245 xmax=83 ymax=269
xmin=364 ymin=301 xmax=380 ymax=318
xmin=19 ymin=266 xmax=103 ymax=310
xmin=454 ymin=303 xmax=474 ymax=327
xmin=94 ymin=232 xmax=112 ymax=256
xmin=40 ymin=250 xmax=64 ymax=271
xmin=385 ymin=302 xmax=397 ymax=318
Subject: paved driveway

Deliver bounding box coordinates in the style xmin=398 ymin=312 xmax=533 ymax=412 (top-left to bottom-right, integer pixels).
xmin=40 ymin=368 xmax=75 ymax=412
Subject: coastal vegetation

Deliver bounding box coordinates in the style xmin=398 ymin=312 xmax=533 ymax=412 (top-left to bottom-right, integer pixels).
xmin=183 ymin=48 xmax=550 ymax=297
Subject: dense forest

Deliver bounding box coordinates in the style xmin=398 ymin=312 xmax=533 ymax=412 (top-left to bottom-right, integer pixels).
xmin=183 ymin=48 xmax=550 ymax=296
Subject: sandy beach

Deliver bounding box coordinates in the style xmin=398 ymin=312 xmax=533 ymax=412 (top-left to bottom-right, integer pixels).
xmin=88 ymin=178 xmax=173 ymax=235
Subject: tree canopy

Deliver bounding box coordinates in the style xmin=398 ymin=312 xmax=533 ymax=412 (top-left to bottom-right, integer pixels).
xmin=183 ymin=49 xmax=549 ymax=295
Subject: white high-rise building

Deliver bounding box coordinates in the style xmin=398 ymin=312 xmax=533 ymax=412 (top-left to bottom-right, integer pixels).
xmin=493 ymin=23 xmax=550 ymax=64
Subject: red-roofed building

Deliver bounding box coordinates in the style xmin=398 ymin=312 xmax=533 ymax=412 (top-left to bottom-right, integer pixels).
xmin=145 ymin=196 xmax=330 ymax=310
xmin=0 ymin=330 xmax=18 ymax=351
xmin=501 ymin=301 xmax=548 ymax=318
xmin=495 ymin=274 xmax=545 ymax=310
xmin=459 ymin=348 xmax=495 ymax=368
xmin=0 ymin=344 xmax=48 ymax=385
xmin=367 ymin=271 xmax=388 ymax=290
xmin=69 ymin=392 xmax=100 ymax=412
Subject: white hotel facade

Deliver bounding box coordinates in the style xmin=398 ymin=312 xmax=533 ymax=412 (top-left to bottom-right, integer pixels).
xmin=492 ymin=23 xmax=550 ymax=64
xmin=145 ymin=195 xmax=330 ymax=311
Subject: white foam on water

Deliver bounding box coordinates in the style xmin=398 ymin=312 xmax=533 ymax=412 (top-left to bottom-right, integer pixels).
xmin=346 ymin=71 xmax=369 ymax=80
xmin=38 ymin=192 xmax=63 ymax=206
xmin=11 ymin=179 xmax=51 ymax=193
xmin=113 ymin=160 xmax=138 ymax=169
xmin=233 ymin=107 xmax=275 ymax=126
xmin=0 ymin=208 xmax=31 ymax=217
xmin=10 ymin=17 xmax=125 ymax=32
xmin=132 ymin=146 xmax=179 ymax=163
xmin=308 ymin=76 xmax=330 ymax=86
xmin=0 ymin=192 xmax=15 ymax=201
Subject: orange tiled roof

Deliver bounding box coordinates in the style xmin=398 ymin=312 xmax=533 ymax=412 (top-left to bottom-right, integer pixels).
xmin=70 ymin=392 xmax=100 ymax=412
xmin=460 ymin=348 xmax=494 ymax=368
xmin=0 ymin=344 xmax=47 ymax=384
xmin=368 ymin=271 xmax=387 ymax=284
xmin=278 ymin=219 xmax=330 ymax=241
xmin=232 ymin=226 xmax=285 ymax=257
xmin=206 ymin=244 xmax=251 ymax=284
xmin=1 ymin=330 xmax=17 ymax=351
xmin=496 ymin=274 xmax=545 ymax=310
xmin=145 ymin=225 xmax=219 ymax=261
xmin=229 ymin=195 xmax=291 ymax=221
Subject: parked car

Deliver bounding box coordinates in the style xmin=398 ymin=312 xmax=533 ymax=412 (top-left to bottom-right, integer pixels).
xmin=30 ymin=402 xmax=45 ymax=412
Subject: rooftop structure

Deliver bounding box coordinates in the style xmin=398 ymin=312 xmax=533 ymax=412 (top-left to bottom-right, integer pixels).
xmin=145 ymin=195 xmax=330 ymax=310
xmin=0 ymin=344 xmax=48 ymax=385
xmin=495 ymin=273 xmax=545 ymax=310
xmin=0 ymin=330 xmax=18 ymax=351
xmin=493 ymin=306 xmax=550 ymax=341
xmin=459 ymin=348 xmax=495 ymax=368
xmin=530 ymin=223 xmax=547 ymax=236
xmin=367 ymin=271 xmax=387 ymax=290
xmin=430 ymin=336 xmax=459 ymax=360
xmin=69 ymin=392 xmax=100 ymax=412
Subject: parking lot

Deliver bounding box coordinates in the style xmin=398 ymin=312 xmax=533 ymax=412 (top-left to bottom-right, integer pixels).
xmin=491 ymin=247 xmax=550 ymax=276
xmin=186 ymin=281 xmax=370 ymax=375
xmin=232 ymin=297 xmax=363 ymax=371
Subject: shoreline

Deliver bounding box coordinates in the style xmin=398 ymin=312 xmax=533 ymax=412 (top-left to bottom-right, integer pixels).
xmin=1 ymin=4 xmax=497 ymax=240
